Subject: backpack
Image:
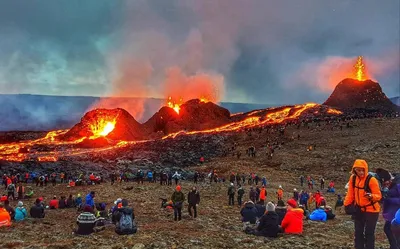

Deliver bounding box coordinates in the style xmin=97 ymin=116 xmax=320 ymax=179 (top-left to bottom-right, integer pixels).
xmin=119 ymin=212 xmax=133 ymax=232
xmin=228 ymin=186 xmax=235 ymax=195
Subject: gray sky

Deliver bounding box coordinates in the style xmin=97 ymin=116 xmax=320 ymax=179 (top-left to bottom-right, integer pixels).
xmin=0 ymin=0 xmax=399 ymax=104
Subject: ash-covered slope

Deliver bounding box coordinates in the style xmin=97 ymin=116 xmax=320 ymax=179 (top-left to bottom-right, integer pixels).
xmin=323 ymin=78 xmax=398 ymax=112
xmin=63 ymin=108 xmax=145 ymax=141
xmin=144 ymin=99 xmax=231 ymax=135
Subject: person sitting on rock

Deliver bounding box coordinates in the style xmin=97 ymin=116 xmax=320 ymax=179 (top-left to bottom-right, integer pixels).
xmin=240 ymin=201 xmax=258 ymax=230
xmin=114 ymin=199 xmax=137 ymax=235
xmin=30 ymin=198 xmax=45 ymax=218
xmin=251 ymin=202 xmax=279 ymax=238
xmin=335 ymin=194 xmax=344 ymax=213
xmin=4 ymin=200 xmax=15 ymax=220
xmin=310 ymin=206 xmax=327 ymax=222
xmin=66 ymin=194 xmax=75 ymax=208
xmin=171 ymin=185 xmax=185 ymax=221
xmin=15 ymin=201 xmax=27 ymax=222
xmin=58 ymin=196 xmax=67 ymax=209
xmin=280 ymin=199 xmax=304 ymax=234
xmin=49 ymin=196 xmax=59 ymax=209
xmin=24 ymin=187 xmax=34 ymax=199
xmin=275 ymin=200 xmax=287 ymax=225
xmin=75 ymin=205 xmax=98 ymax=235
xmin=0 ymin=203 xmax=11 ymax=227
xmin=75 ymin=194 xmax=83 ymax=209
xmin=323 ymin=205 xmax=336 ymax=220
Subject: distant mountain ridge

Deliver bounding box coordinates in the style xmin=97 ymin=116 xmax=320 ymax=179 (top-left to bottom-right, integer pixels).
xmin=390 ymin=96 xmax=400 ymax=106
xmin=0 ymin=94 xmax=274 ymax=131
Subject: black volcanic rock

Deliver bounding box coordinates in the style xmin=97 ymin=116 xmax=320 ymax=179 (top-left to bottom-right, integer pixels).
xmin=62 ymin=108 xmax=145 ymax=141
xmin=323 ymin=78 xmax=398 ymax=112
xmin=143 ymin=99 xmax=231 ymax=135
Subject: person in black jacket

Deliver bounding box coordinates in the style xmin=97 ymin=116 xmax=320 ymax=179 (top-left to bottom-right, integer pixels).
xmin=58 ymin=196 xmax=67 ymax=209
xmin=254 ymin=202 xmax=279 ymax=237
xmin=187 ymin=187 xmax=200 ymax=218
xmin=30 ymin=198 xmax=45 ymax=218
xmin=275 ymin=200 xmax=287 ymax=225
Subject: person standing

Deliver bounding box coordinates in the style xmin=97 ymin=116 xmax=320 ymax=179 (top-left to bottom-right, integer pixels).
xmin=171 ymin=185 xmax=185 ymax=221
xmin=376 ymin=168 xmax=400 ymax=249
xmin=237 ymin=185 xmax=245 ymax=206
xmin=320 ymin=177 xmax=325 ymax=190
xmin=259 ymin=186 xmax=267 ymax=205
xmin=228 ymin=183 xmax=235 ymax=206
xmin=187 ymin=187 xmax=200 ymax=218
xmin=344 ymin=159 xmax=382 ymax=249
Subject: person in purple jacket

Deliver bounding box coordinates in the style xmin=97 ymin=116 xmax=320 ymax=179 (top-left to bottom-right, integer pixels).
xmin=377 ymin=169 xmax=400 ymax=249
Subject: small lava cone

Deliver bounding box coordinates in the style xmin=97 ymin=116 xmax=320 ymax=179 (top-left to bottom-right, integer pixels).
xmin=144 ymin=99 xmax=231 ymax=135
xmin=323 ymin=78 xmax=399 ymax=113
xmin=62 ymin=108 xmax=145 ymax=141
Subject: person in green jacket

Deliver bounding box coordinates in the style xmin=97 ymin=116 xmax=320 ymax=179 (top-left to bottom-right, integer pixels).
xmin=171 ymin=185 xmax=185 ymax=221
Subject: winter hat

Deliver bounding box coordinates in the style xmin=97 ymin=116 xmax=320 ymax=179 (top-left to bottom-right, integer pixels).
xmin=230 ymin=183 xmax=234 ymax=186
xmin=293 ymin=188 xmax=297 ymax=191
xmin=176 ymin=185 xmax=181 ymax=191
xmin=279 ymin=185 xmax=282 ymax=189
xmin=266 ymin=202 xmax=275 ymax=212
xmin=77 ymin=194 xmax=81 ymax=198
xmin=287 ymin=199 xmax=298 ymax=208
xmin=121 ymin=199 xmax=128 ymax=207
xmin=114 ymin=198 xmax=122 ymax=205
xmin=18 ymin=201 xmax=23 ymax=207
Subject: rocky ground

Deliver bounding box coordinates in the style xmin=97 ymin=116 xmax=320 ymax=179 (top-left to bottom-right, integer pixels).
xmin=1 ymin=117 xmax=399 ymax=249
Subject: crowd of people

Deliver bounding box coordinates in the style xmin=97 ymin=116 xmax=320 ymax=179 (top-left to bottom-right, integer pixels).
xmin=1 ymin=159 xmax=399 ymax=249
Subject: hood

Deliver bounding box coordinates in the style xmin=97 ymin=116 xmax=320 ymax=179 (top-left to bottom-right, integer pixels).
xmin=289 ymin=208 xmax=304 ymax=219
xmin=244 ymin=202 xmax=255 ymax=209
xmin=119 ymin=207 xmax=133 ymax=215
xmin=352 ymin=159 xmax=368 ymax=178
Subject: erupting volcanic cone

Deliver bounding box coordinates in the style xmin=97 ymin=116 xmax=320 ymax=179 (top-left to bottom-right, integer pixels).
xmin=323 ymin=79 xmax=398 ymax=113
xmin=63 ymin=108 xmax=145 ymax=141
xmin=144 ymin=99 xmax=231 ymax=135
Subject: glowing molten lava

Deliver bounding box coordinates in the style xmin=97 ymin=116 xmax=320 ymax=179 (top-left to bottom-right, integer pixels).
xmin=354 ymin=56 xmax=366 ymax=81
xmin=167 ymin=97 xmax=182 ymax=114
xmin=89 ymin=119 xmax=116 ymax=138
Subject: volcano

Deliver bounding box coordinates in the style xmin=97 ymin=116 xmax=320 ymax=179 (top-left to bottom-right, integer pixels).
xmin=63 ymin=108 xmax=145 ymax=141
xmin=323 ymin=78 xmax=399 ymax=113
xmin=144 ymin=99 xmax=231 ymax=135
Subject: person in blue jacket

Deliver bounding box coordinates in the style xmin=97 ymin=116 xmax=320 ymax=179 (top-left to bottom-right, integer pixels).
xmin=310 ymin=206 xmax=327 ymax=222
xmin=14 ymin=201 xmax=27 ymax=221
xmin=147 ymin=171 xmax=153 ymax=183
xmin=85 ymin=191 xmax=95 ymax=209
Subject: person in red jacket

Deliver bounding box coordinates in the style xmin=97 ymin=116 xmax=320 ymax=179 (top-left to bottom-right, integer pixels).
xmin=281 ymin=199 xmax=304 ymax=234
xmin=314 ymin=190 xmax=322 ymax=209
xmin=49 ymin=196 xmax=58 ymax=209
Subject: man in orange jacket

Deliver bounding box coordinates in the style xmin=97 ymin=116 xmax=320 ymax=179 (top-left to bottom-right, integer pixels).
xmin=344 ymin=159 xmax=382 ymax=249
xmin=0 ymin=203 xmax=11 ymax=227
xmin=259 ymin=186 xmax=267 ymax=205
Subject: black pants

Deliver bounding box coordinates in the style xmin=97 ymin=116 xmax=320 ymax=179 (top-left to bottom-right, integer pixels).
xmin=175 ymin=179 xmax=179 ymax=185
xmin=188 ymin=204 xmax=197 ymax=218
xmin=7 ymin=192 xmax=15 ymax=200
xmin=384 ymin=221 xmax=400 ymax=249
xmin=237 ymin=195 xmax=243 ymax=206
xmin=354 ymin=211 xmax=379 ymax=249
xmin=229 ymin=194 xmax=235 ymax=206
xmin=174 ymin=207 xmax=182 ymax=221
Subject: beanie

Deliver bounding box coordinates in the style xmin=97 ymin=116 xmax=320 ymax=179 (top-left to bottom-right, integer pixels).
xmin=18 ymin=201 xmax=23 ymax=207
xmin=287 ymin=199 xmax=298 ymax=208
xmin=176 ymin=185 xmax=181 ymax=191
xmin=266 ymin=202 xmax=275 ymax=212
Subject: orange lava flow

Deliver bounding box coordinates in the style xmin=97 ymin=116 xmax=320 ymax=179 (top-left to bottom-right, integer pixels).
xmin=354 ymin=56 xmax=366 ymax=81
xmin=163 ymin=103 xmax=324 ymax=139
xmin=0 ymin=103 xmax=343 ymax=162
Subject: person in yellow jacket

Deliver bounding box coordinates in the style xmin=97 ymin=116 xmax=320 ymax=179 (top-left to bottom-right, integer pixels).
xmin=344 ymin=159 xmax=382 ymax=249
xmin=0 ymin=203 xmax=11 ymax=227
